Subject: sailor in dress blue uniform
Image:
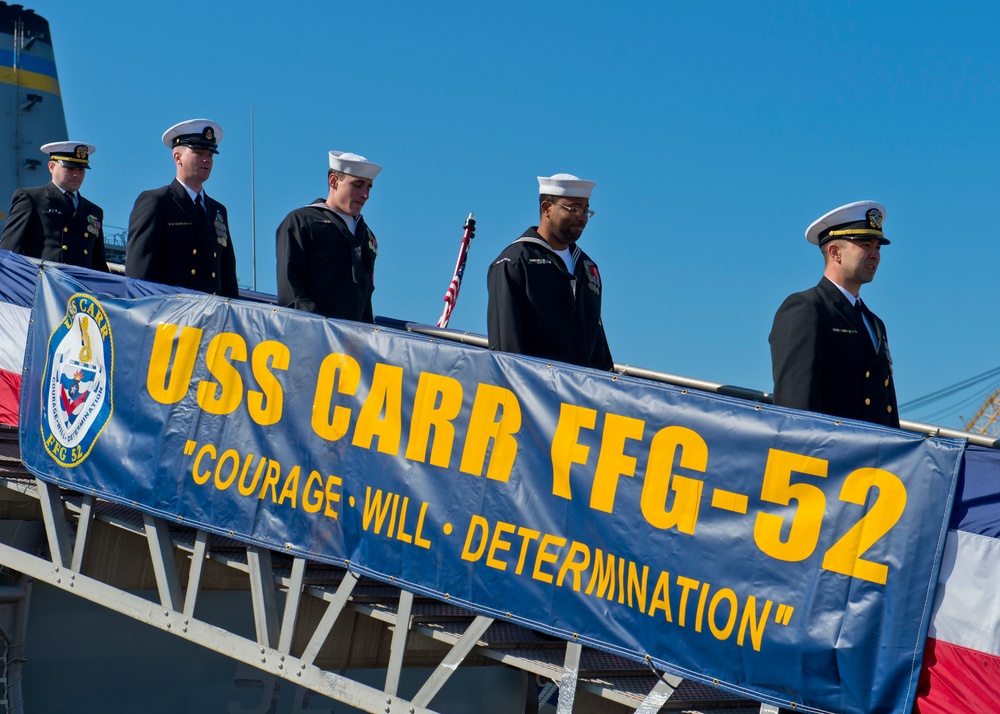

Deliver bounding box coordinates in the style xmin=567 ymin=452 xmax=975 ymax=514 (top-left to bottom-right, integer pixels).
xmin=0 ymin=141 xmax=108 ymax=271
xmin=125 ymin=119 xmax=238 ymax=297
xmin=769 ymin=200 xmax=898 ymax=427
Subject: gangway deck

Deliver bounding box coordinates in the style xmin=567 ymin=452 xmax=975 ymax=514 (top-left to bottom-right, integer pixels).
xmin=0 ymin=425 xmax=771 ymax=713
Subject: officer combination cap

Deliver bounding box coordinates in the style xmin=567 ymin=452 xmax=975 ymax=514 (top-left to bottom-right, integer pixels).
xmin=162 ymin=119 xmax=223 ymax=154
xmin=42 ymin=141 xmax=95 ymax=169
xmin=806 ymin=200 xmax=889 ymax=246
xmin=329 ymin=151 xmax=381 ymax=180
xmin=538 ymin=173 xmax=595 ymax=198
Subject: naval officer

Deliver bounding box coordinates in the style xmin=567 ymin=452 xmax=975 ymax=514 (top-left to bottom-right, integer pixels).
xmin=125 ymin=119 xmax=239 ymax=297
xmin=275 ymin=150 xmax=381 ymax=321
xmin=0 ymin=141 xmax=108 ymax=271
xmin=769 ymin=200 xmax=898 ymax=427
xmin=487 ymin=173 xmax=613 ymax=371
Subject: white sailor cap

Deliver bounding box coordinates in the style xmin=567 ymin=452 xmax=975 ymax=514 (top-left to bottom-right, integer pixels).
xmin=806 ymin=200 xmax=889 ymax=246
xmin=162 ymin=119 xmax=223 ymax=154
xmin=42 ymin=141 xmax=95 ymax=169
xmin=538 ymin=173 xmax=595 ymax=198
xmin=329 ymin=151 xmax=381 ymax=180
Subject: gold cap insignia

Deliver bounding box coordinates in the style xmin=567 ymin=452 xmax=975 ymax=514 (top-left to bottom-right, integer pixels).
xmin=867 ymin=208 xmax=883 ymax=230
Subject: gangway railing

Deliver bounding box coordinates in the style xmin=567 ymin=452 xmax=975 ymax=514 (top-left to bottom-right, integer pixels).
xmin=0 ymin=426 xmax=771 ymax=714
xmin=0 ymin=309 xmax=987 ymax=713
xmin=376 ymin=316 xmax=1000 ymax=449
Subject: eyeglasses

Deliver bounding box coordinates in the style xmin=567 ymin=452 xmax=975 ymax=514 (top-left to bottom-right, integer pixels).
xmin=551 ymin=203 xmax=595 ymax=219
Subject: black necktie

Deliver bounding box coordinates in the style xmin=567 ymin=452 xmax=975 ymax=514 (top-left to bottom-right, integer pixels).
xmin=64 ymin=191 xmax=76 ymax=213
xmin=856 ymin=299 xmax=877 ymax=347
xmin=194 ymin=194 xmax=206 ymax=226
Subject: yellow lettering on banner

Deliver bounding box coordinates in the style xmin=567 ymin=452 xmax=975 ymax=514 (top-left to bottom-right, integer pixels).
xmin=412 ymin=501 xmax=431 ymax=548
xmin=708 ymin=588 xmax=738 ymax=640
xmin=238 ymin=455 xmax=266 ymax=496
xmin=215 ymin=449 xmax=240 ymax=490
xmin=461 ymin=514 xmax=489 ymax=562
xmin=820 ymin=467 xmax=906 ymax=585
xmin=459 ymin=384 xmax=521 ymax=481
xmin=486 ymin=521 xmax=516 ymax=570
xmin=386 ymin=493 xmax=400 ymax=536
xmin=738 ymin=596 xmax=772 ymax=652
xmin=396 ymin=496 xmax=414 ymax=544
xmin=591 ymin=413 xmax=645 ymax=512
xmin=248 ymin=340 xmax=289 ymax=426
xmin=754 ymin=449 xmax=827 ymax=563
xmin=514 ymin=527 xmax=540 ymax=575
xmin=627 ymin=562 xmax=649 ymax=613
xmin=195 ymin=332 xmax=247 ymax=414
xmin=185 ymin=444 xmax=341 ymax=521
xmin=192 ymin=443 xmax=215 ymax=485
xmin=447 ymin=513 xmax=794 ymax=651
xmin=550 ymin=403 xmax=596 ymax=499
xmin=694 ymin=581 xmax=710 ymax=632
xmin=405 ymin=372 xmax=463 ymax=467
xmin=73 ymin=298 xmax=109 ymax=338
xmin=359 ymin=488 xmax=425 ymax=544
xmin=363 ymin=487 xmax=394 ymax=534
xmin=533 ymin=533 xmax=567 ymax=584
xmin=585 ymin=550 xmax=616 ymax=601
xmin=96 ymin=307 xmax=110 ymax=338
xmin=640 ymin=426 xmax=707 ymax=534
xmin=258 ymin=459 xmax=282 ymax=502
xmin=303 ymin=470 xmax=324 ymax=513
xmin=64 ymin=300 xmax=77 ymax=326
xmin=312 ymin=353 xmax=361 ymax=441
xmin=556 ymin=542 xmax=591 ymax=591
xmin=676 ymin=576 xmax=700 ymax=628
xmin=324 ymin=475 xmax=342 ymax=519
xmin=648 ymin=571 xmax=673 ymax=621
xmin=352 ymin=363 xmax=403 ymax=455
xmin=147 ymin=323 xmax=203 ymax=404
xmin=278 ymin=465 xmax=301 ymax=508
xmin=617 ymin=557 xmax=626 ymax=604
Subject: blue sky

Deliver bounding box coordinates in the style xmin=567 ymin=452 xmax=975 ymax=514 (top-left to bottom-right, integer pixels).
xmin=32 ymin=0 xmax=1000 ymax=430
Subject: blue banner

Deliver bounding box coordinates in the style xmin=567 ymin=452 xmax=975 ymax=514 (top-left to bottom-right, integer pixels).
xmin=18 ymin=265 xmax=964 ymax=714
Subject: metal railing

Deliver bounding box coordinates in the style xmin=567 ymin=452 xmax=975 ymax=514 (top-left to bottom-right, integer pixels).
xmin=375 ymin=316 xmax=1000 ymax=449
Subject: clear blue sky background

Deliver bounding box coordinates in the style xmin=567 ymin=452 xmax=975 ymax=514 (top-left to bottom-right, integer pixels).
xmin=32 ymin=0 xmax=1000 ymax=430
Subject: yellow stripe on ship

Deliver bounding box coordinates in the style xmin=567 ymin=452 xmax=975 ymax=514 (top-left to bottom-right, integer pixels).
xmin=0 ymin=66 xmax=61 ymax=96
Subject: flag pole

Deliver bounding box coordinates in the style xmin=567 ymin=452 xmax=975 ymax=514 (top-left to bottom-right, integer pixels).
xmin=436 ymin=213 xmax=476 ymax=328
xmin=250 ymin=105 xmax=257 ymax=291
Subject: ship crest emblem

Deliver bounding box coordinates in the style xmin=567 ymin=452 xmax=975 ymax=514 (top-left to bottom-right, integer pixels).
xmin=41 ymin=294 xmax=114 ymax=467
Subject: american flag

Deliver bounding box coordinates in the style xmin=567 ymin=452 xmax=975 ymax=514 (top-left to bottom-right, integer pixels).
xmin=0 ymin=251 xmax=38 ymax=425
xmin=436 ymin=213 xmax=476 ymax=328
xmin=0 ymin=250 xmax=194 ymax=426
xmin=916 ymin=444 xmax=1000 ymax=712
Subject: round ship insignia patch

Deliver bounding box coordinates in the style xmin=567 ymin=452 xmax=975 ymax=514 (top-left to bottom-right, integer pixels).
xmin=40 ymin=294 xmax=114 ymax=467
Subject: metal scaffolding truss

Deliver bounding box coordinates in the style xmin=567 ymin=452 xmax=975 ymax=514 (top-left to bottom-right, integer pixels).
xmin=0 ymin=465 xmax=771 ymax=714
